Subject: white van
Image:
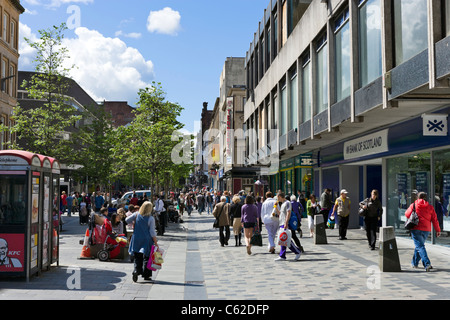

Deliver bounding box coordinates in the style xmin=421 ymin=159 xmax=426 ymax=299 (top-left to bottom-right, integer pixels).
xmin=115 ymin=190 xmax=152 ymax=206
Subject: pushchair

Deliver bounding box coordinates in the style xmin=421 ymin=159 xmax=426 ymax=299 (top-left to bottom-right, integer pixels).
xmin=87 ymin=215 xmax=128 ymax=261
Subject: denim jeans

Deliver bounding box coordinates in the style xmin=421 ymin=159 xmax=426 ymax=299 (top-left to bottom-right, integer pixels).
xmin=410 ymin=230 xmax=431 ymax=268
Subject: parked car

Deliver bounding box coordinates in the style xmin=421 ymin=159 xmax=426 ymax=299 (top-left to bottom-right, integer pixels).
xmin=114 ymin=190 xmax=152 ymax=206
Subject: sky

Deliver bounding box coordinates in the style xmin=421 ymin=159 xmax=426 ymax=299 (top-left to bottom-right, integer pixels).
xmin=19 ymin=0 xmax=270 ymax=133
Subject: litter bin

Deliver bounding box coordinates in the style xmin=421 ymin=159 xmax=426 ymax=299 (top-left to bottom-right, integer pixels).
xmin=0 ymin=150 xmax=60 ymax=280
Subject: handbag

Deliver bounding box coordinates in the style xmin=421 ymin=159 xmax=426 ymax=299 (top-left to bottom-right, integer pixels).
xmin=213 ymin=204 xmax=224 ymax=228
xmin=358 ymin=199 xmax=369 ymax=217
xmin=404 ymin=202 xmax=419 ymax=230
xmin=250 ymin=225 xmax=263 ymax=246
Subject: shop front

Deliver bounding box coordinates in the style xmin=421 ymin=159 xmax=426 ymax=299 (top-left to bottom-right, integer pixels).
xmin=316 ymin=109 xmax=450 ymax=245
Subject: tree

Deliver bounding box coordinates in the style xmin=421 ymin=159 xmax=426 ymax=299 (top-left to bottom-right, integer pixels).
xmin=6 ymin=23 xmax=80 ymax=162
xmin=71 ymin=103 xmax=116 ymax=191
xmin=112 ymin=82 xmax=192 ymax=193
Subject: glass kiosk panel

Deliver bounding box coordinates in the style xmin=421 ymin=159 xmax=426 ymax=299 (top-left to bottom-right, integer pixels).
xmin=0 ymin=172 xmax=27 ymax=274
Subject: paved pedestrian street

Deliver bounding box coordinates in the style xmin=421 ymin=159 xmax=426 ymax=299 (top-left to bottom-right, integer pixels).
xmin=1 ymin=210 xmax=450 ymax=302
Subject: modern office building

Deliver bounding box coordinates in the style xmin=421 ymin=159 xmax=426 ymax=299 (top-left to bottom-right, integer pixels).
xmin=243 ymin=0 xmax=450 ymax=245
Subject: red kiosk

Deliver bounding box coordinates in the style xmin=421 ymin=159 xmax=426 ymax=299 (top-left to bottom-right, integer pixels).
xmin=0 ymin=150 xmax=60 ymax=280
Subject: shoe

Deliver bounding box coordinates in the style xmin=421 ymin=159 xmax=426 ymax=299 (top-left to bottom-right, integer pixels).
xmin=411 ymin=265 xmax=419 ymax=269
xmin=425 ymin=265 xmax=435 ymax=272
xmin=274 ymin=256 xmax=286 ymax=261
xmin=247 ymin=246 xmax=251 ymax=255
xmin=132 ymin=272 xmax=138 ymax=282
xmin=294 ymin=253 xmax=301 ymax=261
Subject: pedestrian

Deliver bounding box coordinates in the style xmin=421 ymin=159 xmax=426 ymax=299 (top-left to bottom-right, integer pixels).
xmin=359 ymin=189 xmax=383 ymax=250
xmin=241 ymin=195 xmax=259 ymax=255
xmin=261 ymin=192 xmax=278 ymax=254
xmin=154 ymin=195 xmax=166 ymax=236
xmin=274 ymin=192 xmax=301 ymax=261
xmin=61 ymin=191 xmax=67 ymax=214
xmin=229 ymin=195 xmax=243 ymax=246
xmin=306 ymin=194 xmax=319 ymax=238
xmin=178 ymin=193 xmax=185 ymax=216
xmin=94 ymin=192 xmax=105 ymax=213
xmin=405 ymin=192 xmax=441 ymax=271
xmin=256 ymin=196 xmax=263 ymax=231
xmin=212 ymin=196 xmax=230 ymax=247
xmin=332 ymin=189 xmax=351 ymax=240
xmin=130 ymin=192 xmax=139 ymax=206
xmin=290 ymin=195 xmax=304 ymax=252
xmin=126 ymin=201 xmax=158 ymax=282
xmin=187 ymin=194 xmax=194 ymax=216
xmin=66 ymin=193 xmax=74 ymax=217
xmin=111 ymin=211 xmax=124 ymax=234
xmin=320 ymin=188 xmax=333 ymax=226
xmin=79 ymin=199 xmax=89 ymax=225
xmin=206 ymin=192 xmax=214 ymax=215
xmin=197 ymin=192 xmax=205 ymax=214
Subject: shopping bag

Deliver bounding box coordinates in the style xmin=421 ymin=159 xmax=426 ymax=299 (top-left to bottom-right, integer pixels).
xmin=147 ymin=245 xmax=164 ymax=271
xmin=327 ymin=217 xmax=335 ymax=229
xmin=277 ymin=228 xmax=292 ymax=247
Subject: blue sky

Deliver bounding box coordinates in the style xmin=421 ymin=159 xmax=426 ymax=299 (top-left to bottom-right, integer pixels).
xmin=19 ymin=0 xmax=269 ymax=133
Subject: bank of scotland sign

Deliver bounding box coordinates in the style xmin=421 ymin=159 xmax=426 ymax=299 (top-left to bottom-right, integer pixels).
xmin=423 ymin=114 xmax=448 ymax=136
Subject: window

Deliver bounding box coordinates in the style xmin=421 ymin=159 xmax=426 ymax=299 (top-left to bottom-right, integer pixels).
xmin=2 ymin=13 xmax=8 ymax=42
xmin=266 ymin=24 xmax=271 ymax=70
xmin=10 ymin=20 xmax=16 ymax=49
xmin=273 ymin=92 xmax=279 ymax=132
xmin=1 ymin=59 xmax=6 ymax=93
xmin=0 ymin=174 xmax=27 ymax=225
xmin=316 ymin=33 xmax=328 ymax=114
xmin=335 ymin=8 xmax=351 ymax=102
xmin=302 ymin=53 xmax=311 ymax=122
xmin=289 ymin=67 xmax=298 ymax=131
xmin=273 ymin=11 xmax=278 ymax=59
xmin=446 ymin=0 xmax=450 ymax=37
xmin=9 ymin=64 xmax=15 ymax=97
xmin=359 ymin=0 xmax=382 ymax=86
xmin=280 ymin=82 xmax=287 ymax=135
xmin=394 ymin=0 xmax=428 ymax=66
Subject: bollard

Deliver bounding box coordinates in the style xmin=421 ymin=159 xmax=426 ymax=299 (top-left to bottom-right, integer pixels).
xmin=379 ymin=227 xmax=401 ymax=272
xmin=314 ymin=214 xmax=328 ymax=244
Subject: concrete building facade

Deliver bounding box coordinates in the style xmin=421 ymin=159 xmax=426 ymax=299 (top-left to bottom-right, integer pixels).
xmin=243 ymin=0 xmax=450 ymax=246
xmin=0 ymin=0 xmax=24 ymax=150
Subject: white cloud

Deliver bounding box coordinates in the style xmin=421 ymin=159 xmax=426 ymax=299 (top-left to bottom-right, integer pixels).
xmin=147 ymin=7 xmax=181 ymax=36
xmin=19 ymin=23 xmax=155 ymax=106
xmin=115 ymin=30 xmax=142 ymax=39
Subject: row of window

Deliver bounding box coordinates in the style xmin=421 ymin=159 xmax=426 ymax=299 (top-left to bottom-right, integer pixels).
xmin=0 ymin=5 xmax=18 ymax=50
xmin=1 ymin=56 xmax=16 ymax=97
xmin=246 ymin=0 xmax=450 ymax=152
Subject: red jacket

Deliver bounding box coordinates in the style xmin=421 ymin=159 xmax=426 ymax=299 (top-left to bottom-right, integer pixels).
xmin=405 ymin=199 xmax=441 ymax=233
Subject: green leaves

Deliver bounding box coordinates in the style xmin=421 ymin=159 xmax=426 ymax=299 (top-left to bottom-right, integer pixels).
xmin=11 ymin=22 xmax=79 ymax=163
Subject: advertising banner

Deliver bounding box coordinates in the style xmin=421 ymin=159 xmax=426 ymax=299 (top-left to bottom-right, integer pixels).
xmin=0 ymin=234 xmax=25 ymax=272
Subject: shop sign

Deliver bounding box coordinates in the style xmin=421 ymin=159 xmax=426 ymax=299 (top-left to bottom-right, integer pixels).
xmin=343 ymin=129 xmax=389 ymax=160
xmin=0 ymin=234 xmax=25 ymax=272
xmin=423 ymin=114 xmax=448 ymax=136
xmin=0 ymin=156 xmax=28 ymax=166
